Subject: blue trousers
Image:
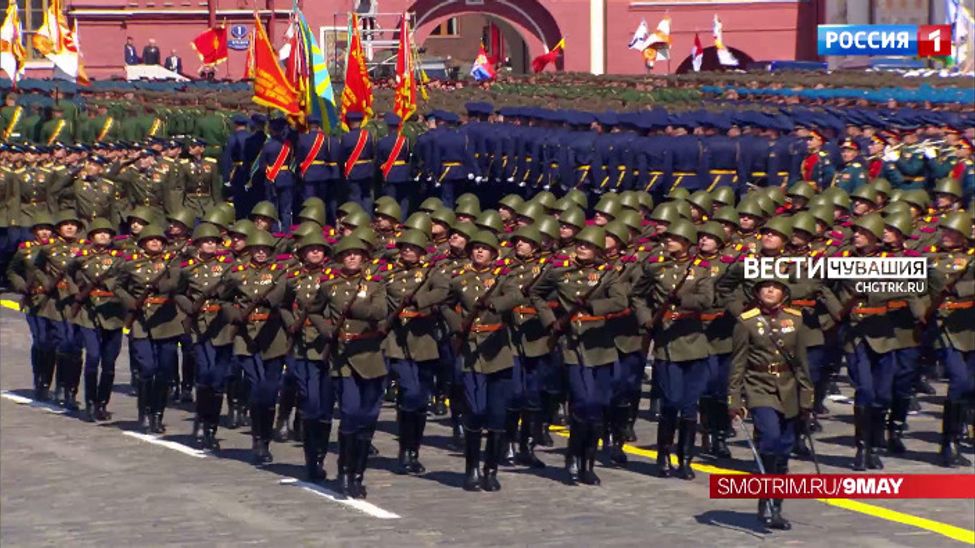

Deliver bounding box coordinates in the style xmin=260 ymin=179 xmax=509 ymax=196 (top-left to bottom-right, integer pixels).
xmin=846 ymin=341 xmax=896 ymax=408
xmin=751 ymin=406 xmax=797 ymax=458
xmin=130 ymin=336 xmax=179 ymax=383
xmin=511 ymin=356 xmax=546 ymax=411
xmin=891 ymin=347 xmax=920 ymax=401
xmin=266 ymin=184 xmax=295 ymax=230
xmin=293 ymin=358 xmax=335 ymax=421
xmin=390 ymin=358 xmax=436 ymax=413
xmin=80 ymin=327 xmax=122 ymax=377
xmin=338 ymin=373 xmax=386 ymax=437
xmin=56 ymin=319 xmax=83 ymax=354
xmin=440 ymin=181 xmax=456 ymax=208
xmin=940 ymin=348 xmax=975 ymax=401
xmin=704 ymin=353 xmax=732 ymax=400
xmin=346 ymin=178 xmax=373 ymax=213
xmin=540 ymin=350 xmax=565 ymax=396
xmin=567 ymin=363 xmax=613 ymax=423
xmin=239 ymin=354 xmax=284 ymax=409
xmin=192 ymin=341 xmax=232 ymax=391
xmin=462 ymin=368 xmax=513 ymax=432
xmin=806 ymin=345 xmax=827 ymax=385
xmin=613 ymin=351 xmax=645 ymax=405
xmin=26 ymin=314 xmax=57 ymax=378
xmin=383 ymin=183 xmax=417 ymax=218
xmin=656 ymin=358 xmax=709 ymax=418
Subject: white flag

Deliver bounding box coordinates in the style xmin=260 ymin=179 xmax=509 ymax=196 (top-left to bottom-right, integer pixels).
xmin=628 ymin=19 xmax=651 ymax=50
xmin=691 ymin=32 xmax=704 ymax=72
xmin=712 ymin=14 xmax=739 ymax=66
xmin=0 ymin=4 xmax=26 ymax=83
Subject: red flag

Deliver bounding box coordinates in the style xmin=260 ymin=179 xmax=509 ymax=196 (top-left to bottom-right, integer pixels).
xmin=190 ymin=26 xmax=228 ymax=65
xmin=691 ymin=33 xmax=703 ymax=72
xmin=339 ymin=13 xmax=374 ymax=127
xmin=531 ymin=38 xmax=564 ymax=73
xmin=393 ymin=14 xmax=416 ymax=123
xmin=251 ymin=14 xmax=300 ymax=116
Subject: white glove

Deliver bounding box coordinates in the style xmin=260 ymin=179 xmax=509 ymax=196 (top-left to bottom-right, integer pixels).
xmin=506 ymin=177 xmax=514 ymax=183
xmin=924 ymin=147 xmax=937 ymax=159
xmin=474 ymin=176 xmax=483 ymax=184
xmin=467 ymin=173 xmax=474 ymax=180
xmin=882 ymin=151 xmax=899 ymax=163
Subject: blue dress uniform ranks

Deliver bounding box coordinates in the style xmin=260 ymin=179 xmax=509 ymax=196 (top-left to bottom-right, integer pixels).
xmin=240 ymin=115 xmax=268 ymax=218
xmin=667 ymin=134 xmax=707 ymax=195
xmin=703 ymin=134 xmax=743 ymax=193
xmin=340 ymin=113 xmax=377 ymax=211
xmin=223 ymin=115 xmax=250 ymax=215
xmin=431 ymin=121 xmax=479 ymax=208
xmin=377 ymin=113 xmax=415 ymax=215
xmin=259 ymin=119 xmax=297 ymax=230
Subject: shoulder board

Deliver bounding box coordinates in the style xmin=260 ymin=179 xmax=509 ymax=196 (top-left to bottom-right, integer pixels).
xmin=734 ymin=243 xmax=744 ymax=251
xmin=217 ymin=255 xmax=227 ymax=263
xmin=371 ymin=258 xmax=379 ymax=265
xmin=127 ymin=253 xmax=140 ymax=261
xmin=720 ymin=255 xmax=735 ymax=264
xmin=696 ymin=259 xmax=710 ymax=268
xmin=288 ymin=269 xmax=301 ymax=279
xmin=320 ymin=273 xmax=336 ymax=282
xmin=560 ymin=259 xmax=570 ymax=267
xmin=783 ymin=307 xmax=802 ymax=317
xmin=270 ymin=263 xmax=279 ymax=271
xmin=236 ymin=264 xmax=246 ymax=271
xmin=13 ymin=168 xmax=25 ymax=173
xmin=77 ymin=249 xmax=88 ymax=257
xmin=919 ymin=226 xmax=936 ymax=233
xmin=204 ymin=157 xmax=217 ymax=163
xmin=180 ymin=260 xmax=192 ymax=267
xmin=385 ymin=263 xmax=394 ymax=271
xmin=366 ymin=273 xmax=382 ymax=282
xmin=538 ymin=257 xmax=548 ymax=265
xmin=928 ymin=245 xmax=938 ymax=253
xmin=178 ymin=158 xmax=190 ymax=163
xmin=740 ymin=308 xmax=761 ymax=320
xmin=827 ymin=230 xmax=845 ymax=240
xmin=654 ymin=255 xmax=666 ymax=263
xmin=851 ymin=162 xmax=862 ymax=167
xmin=18 ymin=241 xmax=31 ymax=249
xmin=597 ymin=264 xmax=608 ymax=271
xmin=52 ymin=165 xmax=66 ymax=171
xmin=500 ymin=240 xmax=510 ymax=247
xmin=79 ymin=239 xmax=88 ymax=245
xmin=923 ymin=215 xmax=936 ymax=223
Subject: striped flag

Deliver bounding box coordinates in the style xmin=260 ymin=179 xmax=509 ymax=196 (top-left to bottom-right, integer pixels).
xmin=712 ymin=15 xmax=739 ymax=66
xmin=0 ymin=3 xmax=26 ymax=84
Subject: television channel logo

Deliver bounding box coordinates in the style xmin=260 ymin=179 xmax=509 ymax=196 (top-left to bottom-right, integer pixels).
xmin=817 ymin=24 xmax=951 ymax=57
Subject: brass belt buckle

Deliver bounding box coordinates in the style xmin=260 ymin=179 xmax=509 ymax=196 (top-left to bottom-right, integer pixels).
xmin=768 ymin=363 xmax=780 ymax=377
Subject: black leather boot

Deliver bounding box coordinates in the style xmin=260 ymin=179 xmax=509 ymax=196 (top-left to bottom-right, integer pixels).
xmin=647 ymin=397 xmax=661 ymax=422
xmin=916 ymin=374 xmax=936 ymax=395
xmin=502 ymin=410 xmax=519 ymax=466
xmin=566 ymin=418 xmax=583 ymax=484
xmin=515 ymin=409 xmax=546 ymax=468
xmin=852 ymin=405 xmax=869 ymax=471
xmin=303 ymin=420 xmax=324 ymax=482
xmin=539 ymin=393 xmax=556 ymax=447
xmin=137 ymin=379 xmax=150 ymax=432
xmin=609 ymin=406 xmax=628 ymax=467
xmin=676 ymin=417 xmax=697 ymax=480
xmin=193 ymin=387 xmax=209 ymax=445
xmin=768 ymin=456 xmax=792 ymax=530
xmin=868 ymin=407 xmax=885 ymax=469
xmin=250 ymin=406 xmax=266 ymax=465
xmin=711 ymin=401 xmax=732 ymax=458
xmin=318 ymin=421 xmax=332 ymax=480
xmin=62 ymin=353 xmax=83 ymax=412
xmin=757 ymin=454 xmax=777 ymax=526
xmin=463 ymin=428 xmax=482 ymax=491
xmin=83 ymin=401 xmax=97 ymax=423
xmin=409 ymin=411 xmax=427 ymax=475
xmin=699 ymin=398 xmax=713 ymax=456
xmin=34 ymin=349 xmax=55 ymax=402
xmin=940 ymin=401 xmax=973 ymax=467
xmin=625 ymin=392 xmax=640 ymax=442
xmin=887 ymin=397 xmax=910 ymax=455
xmin=83 ymin=372 xmax=98 ymax=416
xmin=351 ymin=436 xmax=370 ymax=499
xmin=656 ymin=413 xmax=676 ymax=478
xmin=96 ymin=372 xmax=114 ymax=420
xmin=292 ymin=410 xmax=304 ymax=443
xmin=151 ymin=379 xmax=168 ymax=434
xmin=395 ymin=410 xmax=413 ymax=475
xmin=581 ymin=422 xmax=602 ymax=485
xmin=337 ymin=433 xmax=353 ymax=495
xmin=482 ymin=430 xmax=502 ymax=492
xmin=261 ymin=407 xmax=275 ymax=464
xmin=433 ymin=394 xmax=448 ymax=416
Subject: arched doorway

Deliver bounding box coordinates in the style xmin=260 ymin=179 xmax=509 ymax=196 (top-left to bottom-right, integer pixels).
xmin=409 ymin=0 xmax=562 ymax=72
xmin=674 ymin=46 xmax=755 ymax=74
xmin=419 ymin=14 xmax=531 ymax=75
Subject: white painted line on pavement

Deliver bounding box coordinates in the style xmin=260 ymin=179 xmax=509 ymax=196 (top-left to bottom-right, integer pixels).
xmin=1 ymin=390 xmax=69 ymax=414
xmin=122 ymin=431 xmax=208 ymax=458
xmin=278 ymin=478 xmax=401 ymax=519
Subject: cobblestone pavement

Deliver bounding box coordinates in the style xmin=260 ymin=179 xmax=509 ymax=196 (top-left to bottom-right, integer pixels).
xmin=1 ymin=305 xmax=973 ymax=546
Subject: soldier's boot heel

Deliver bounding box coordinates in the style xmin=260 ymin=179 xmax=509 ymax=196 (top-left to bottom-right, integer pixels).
xmin=352 ymin=437 xmax=371 ymax=499
xmin=338 ymin=433 xmax=354 ymax=496
xmin=303 ymin=421 xmax=324 ymax=482
xmin=656 ymin=414 xmax=676 ymax=478
xmin=675 ymin=417 xmax=697 ymax=480
xmin=395 ymin=410 xmax=413 ymax=475
xmin=768 ymin=500 xmax=791 ymax=530
xmin=501 ymin=410 xmax=518 ymax=466
xmin=712 ymin=402 xmax=732 ymax=458
xmin=463 ymin=428 xmax=483 ymax=492
xmin=609 ymin=407 xmax=628 ymax=467
xmin=95 ymin=403 xmax=112 ymax=422
xmin=409 ymin=412 xmax=427 ymax=475
xmin=852 ymin=405 xmax=869 ymax=471
xmin=566 ymin=420 xmax=583 ymax=484
xmin=887 ymin=422 xmax=907 ymax=455
xmin=515 ymin=410 xmax=546 ymax=469
xmin=757 ymin=499 xmax=773 ymax=527
xmin=83 ymin=401 xmax=97 ymax=423
xmin=867 ymin=407 xmax=885 ymax=469
xmin=581 ymin=423 xmax=601 ymax=486
xmin=482 ymin=430 xmax=502 ymax=492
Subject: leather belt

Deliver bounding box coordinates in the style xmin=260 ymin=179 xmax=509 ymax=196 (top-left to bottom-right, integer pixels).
xmin=398 ymin=310 xmax=430 ymax=319
xmin=340 ymin=330 xmax=382 ymax=342
xmin=663 ymin=310 xmax=696 ymax=321
xmin=56 ymin=280 xmax=68 ymax=290
xmin=572 ymin=308 xmax=632 ymax=322
xmin=852 ymin=306 xmax=886 ymax=316
xmin=188 ymin=192 xmax=210 ymax=197
xmin=886 ymin=300 xmax=909 ymax=310
xmin=940 ymin=300 xmax=974 ymax=310
xmin=248 ymin=312 xmax=270 ymax=321
xmin=791 ymin=299 xmax=816 ymax=307
xmin=513 ymin=301 xmax=559 ymax=315
xmin=749 ymin=362 xmax=789 ymax=376
xmin=90 ymin=290 xmax=114 ymax=298
xmin=146 ymin=296 xmax=170 ymax=305
xmin=202 ymin=304 xmax=222 ymax=313
xmin=471 ymin=323 xmax=503 ymax=333
xmin=699 ymin=311 xmax=726 ymax=321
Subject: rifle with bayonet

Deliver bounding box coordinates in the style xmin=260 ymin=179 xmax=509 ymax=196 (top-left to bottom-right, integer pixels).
xmin=69 ymin=261 xmax=121 ymax=319
xmin=123 ymin=246 xmax=187 ymax=330
xmin=545 ymin=265 xmax=614 ymax=351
